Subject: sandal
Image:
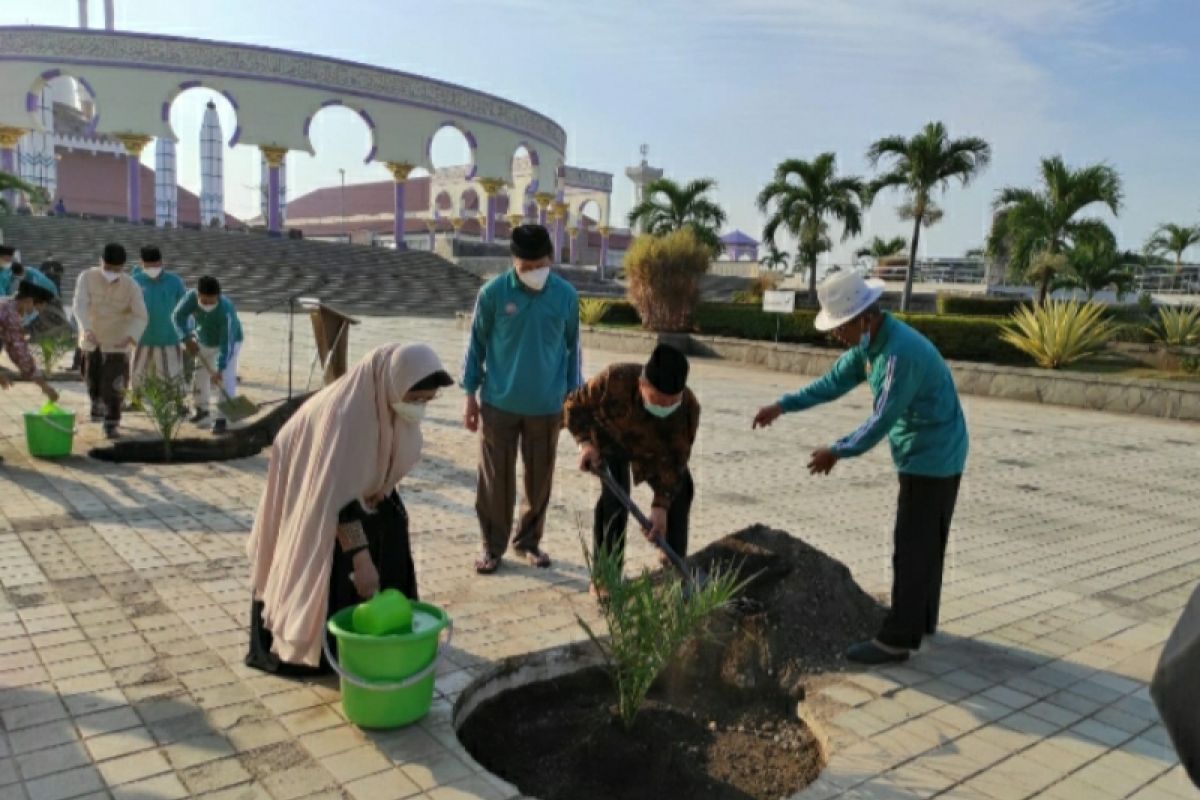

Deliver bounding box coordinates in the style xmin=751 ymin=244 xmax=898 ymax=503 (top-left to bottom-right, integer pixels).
xmin=514 ymin=547 xmax=551 ymax=568
xmin=474 ymin=553 xmax=500 ymax=574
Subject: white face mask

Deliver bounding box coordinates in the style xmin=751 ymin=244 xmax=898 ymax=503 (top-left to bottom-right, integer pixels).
xmin=644 ymin=399 xmax=682 ymax=419
xmin=391 ymin=401 xmax=426 ymax=424
xmin=517 ymin=266 xmax=550 ymax=291
xmin=198 ymin=301 xmax=218 ymax=313
xmin=101 ymin=269 xmax=122 ymax=283
xmin=144 ymin=267 xmax=163 ymax=279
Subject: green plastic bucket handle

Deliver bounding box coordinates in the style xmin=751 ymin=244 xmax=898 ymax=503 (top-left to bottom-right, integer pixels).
xmin=322 ymin=620 xmax=453 ymax=692
xmin=32 ymin=416 xmax=75 ymax=437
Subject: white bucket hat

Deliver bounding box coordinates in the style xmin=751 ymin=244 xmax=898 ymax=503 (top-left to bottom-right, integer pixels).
xmin=814 ymin=272 xmax=886 ymax=331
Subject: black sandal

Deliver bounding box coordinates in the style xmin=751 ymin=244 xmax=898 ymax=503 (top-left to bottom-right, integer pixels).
xmin=474 ymin=552 xmax=500 ymax=574
xmin=515 ymin=547 xmax=551 ymax=568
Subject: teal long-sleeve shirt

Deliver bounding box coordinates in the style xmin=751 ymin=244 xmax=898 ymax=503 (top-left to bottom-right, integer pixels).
xmin=461 ymin=269 xmax=582 ymax=416
xmin=132 ymin=270 xmax=187 ymax=347
xmin=778 ymin=313 xmax=968 ymax=477
xmin=173 ymin=291 xmax=244 ymax=371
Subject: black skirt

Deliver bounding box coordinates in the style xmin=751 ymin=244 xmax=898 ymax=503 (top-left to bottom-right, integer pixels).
xmin=245 ymin=490 xmax=418 ymax=676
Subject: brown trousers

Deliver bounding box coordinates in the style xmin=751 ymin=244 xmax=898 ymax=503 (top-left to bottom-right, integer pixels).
xmin=476 ymin=403 xmax=562 ymax=557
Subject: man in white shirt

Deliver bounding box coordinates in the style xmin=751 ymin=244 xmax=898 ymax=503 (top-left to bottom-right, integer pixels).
xmin=73 ymin=243 xmax=148 ymax=439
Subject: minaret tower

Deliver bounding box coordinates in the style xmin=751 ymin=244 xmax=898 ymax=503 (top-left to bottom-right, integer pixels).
xmin=199 ymin=101 xmax=225 ymax=227
xmin=624 ymin=144 xmax=663 ymax=232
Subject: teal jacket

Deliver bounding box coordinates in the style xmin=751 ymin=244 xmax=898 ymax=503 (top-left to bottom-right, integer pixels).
xmin=173 ymin=291 xmax=244 ymax=370
xmin=461 ymin=270 xmax=582 ymax=416
xmin=7 ymin=267 xmax=59 ymax=297
xmin=778 ymin=313 xmax=968 ymax=477
xmin=132 ymin=270 xmax=187 ymax=347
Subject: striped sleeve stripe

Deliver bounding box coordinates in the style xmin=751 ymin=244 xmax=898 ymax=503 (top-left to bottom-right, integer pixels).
xmin=837 ymin=355 xmax=896 ymax=450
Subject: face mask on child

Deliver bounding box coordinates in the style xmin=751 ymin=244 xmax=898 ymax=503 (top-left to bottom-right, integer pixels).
xmin=198 ymin=301 xmax=218 ymax=313
xmin=391 ymin=401 xmax=426 ymax=424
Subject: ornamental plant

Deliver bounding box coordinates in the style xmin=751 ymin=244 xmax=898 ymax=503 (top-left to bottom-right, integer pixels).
xmin=1000 ymin=300 xmax=1119 ymax=369
xmin=578 ymin=298 xmax=613 ymax=326
xmin=34 ymin=333 xmax=75 ymax=375
xmin=1145 ymin=305 xmax=1200 ymax=348
xmin=576 ymin=533 xmax=746 ymax=730
xmin=132 ymin=373 xmax=189 ymax=461
xmin=624 ymin=227 xmax=711 ymax=332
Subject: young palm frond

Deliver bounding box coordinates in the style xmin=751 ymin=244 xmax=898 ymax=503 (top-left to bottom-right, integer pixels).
xmin=1001 ymin=300 xmax=1119 ymax=369
xmin=133 ymin=373 xmax=189 ymax=461
xmin=576 ymin=533 xmax=748 ymax=730
xmin=578 ymin=298 xmax=613 ymax=326
xmin=1145 ymin=305 xmax=1200 ymax=347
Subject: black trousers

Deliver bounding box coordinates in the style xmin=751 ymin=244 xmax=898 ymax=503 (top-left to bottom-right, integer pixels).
xmin=83 ymin=350 xmax=128 ymax=426
xmin=877 ymin=473 xmax=962 ymax=650
xmin=594 ymin=451 xmax=693 ymax=568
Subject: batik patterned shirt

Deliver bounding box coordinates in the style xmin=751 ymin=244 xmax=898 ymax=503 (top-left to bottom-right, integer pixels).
xmin=0 ymin=298 xmax=37 ymax=377
xmin=564 ymin=363 xmax=700 ymax=508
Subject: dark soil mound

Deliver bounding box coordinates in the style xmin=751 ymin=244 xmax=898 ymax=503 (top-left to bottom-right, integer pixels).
xmin=458 ymin=527 xmax=885 ymax=800
xmin=458 ymin=666 xmax=819 ymax=800
xmin=671 ymin=525 xmax=887 ymax=700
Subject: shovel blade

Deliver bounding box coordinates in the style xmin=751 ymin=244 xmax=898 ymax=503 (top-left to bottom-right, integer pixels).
xmin=218 ymin=395 xmax=258 ymax=423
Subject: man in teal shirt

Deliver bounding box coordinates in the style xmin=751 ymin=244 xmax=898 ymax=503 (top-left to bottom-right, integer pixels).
xmin=174 ymin=275 xmax=244 ymax=434
xmin=754 ymin=272 xmax=968 ymax=665
xmin=131 ymin=246 xmax=187 ymax=392
xmin=462 ymin=224 xmax=581 ymax=574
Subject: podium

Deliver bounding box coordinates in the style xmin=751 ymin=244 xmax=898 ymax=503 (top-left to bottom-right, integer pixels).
xmin=300 ymin=299 xmax=360 ymax=385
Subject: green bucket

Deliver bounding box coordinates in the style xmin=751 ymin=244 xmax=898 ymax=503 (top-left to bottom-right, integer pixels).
xmin=23 ymin=403 xmax=76 ymax=458
xmin=324 ymin=601 xmax=452 ymax=729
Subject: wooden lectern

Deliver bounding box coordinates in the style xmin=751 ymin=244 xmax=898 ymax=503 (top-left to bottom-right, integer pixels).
xmin=302 ymin=299 xmax=360 ymax=385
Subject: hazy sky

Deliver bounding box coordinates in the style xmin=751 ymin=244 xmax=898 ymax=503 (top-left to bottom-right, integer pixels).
xmin=4 ymin=0 xmax=1199 ymax=264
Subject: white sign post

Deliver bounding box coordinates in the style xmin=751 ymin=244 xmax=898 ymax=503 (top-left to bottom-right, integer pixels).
xmin=762 ymin=290 xmax=796 ymax=343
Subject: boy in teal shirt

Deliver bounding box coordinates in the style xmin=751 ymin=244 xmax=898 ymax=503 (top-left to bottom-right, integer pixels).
xmin=174 ymin=275 xmax=244 ymax=434
xmin=754 ymin=272 xmax=968 ymax=665
xmin=131 ymin=246 xmax=187 ymax=391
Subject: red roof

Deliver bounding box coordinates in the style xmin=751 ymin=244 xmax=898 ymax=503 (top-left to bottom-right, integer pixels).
xmin=286 ymin=178 xmax=431 ymax=219
xmin=56 ymin=150 xmax=240 ymax=226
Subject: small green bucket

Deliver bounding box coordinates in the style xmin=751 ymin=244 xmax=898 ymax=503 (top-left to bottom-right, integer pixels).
xmin=23 ymin=403 xmax=76 ymax=458
xmin=324 ymin=601 xmax=452 ymax=729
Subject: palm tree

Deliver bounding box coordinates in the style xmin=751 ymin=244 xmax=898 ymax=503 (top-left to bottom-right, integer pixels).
xmin=987 ymin=156 xmax=1123 ymax=303
xmin=1053 ymin=227 xmax=1133 ymax=300
xmin=759 ymin=246 xmax=790 ymax=272
xmin=1145 ymin=223 xmax=1200 ymax=279
xmin=757 ymin=153 xmax=867 ymax=299
xmin=855 ymin=235 xmax=907 ymax=259
xmin=627 ymin=177 xmax=727 ymax=255
xmin=0 ymin=170 xmax=37 ymax=214
xmin=867 ymin=122 xmax=992 ymax=311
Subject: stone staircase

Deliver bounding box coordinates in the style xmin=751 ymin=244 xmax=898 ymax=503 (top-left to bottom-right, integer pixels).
xmin=0 ymin=216 xmax=483 ymax=317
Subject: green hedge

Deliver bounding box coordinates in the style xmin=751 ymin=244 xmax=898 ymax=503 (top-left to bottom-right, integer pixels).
xmin=936 ymin=295 xmax=1028 ymax=316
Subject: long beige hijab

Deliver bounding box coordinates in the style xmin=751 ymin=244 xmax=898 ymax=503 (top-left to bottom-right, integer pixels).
xmin=247 ymin=343 xmax=446 ymax=666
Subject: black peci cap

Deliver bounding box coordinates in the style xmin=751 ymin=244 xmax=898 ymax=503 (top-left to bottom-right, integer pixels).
xmin=102 ymin=243 xmax=127 ymax=266
xmin=140 ymin=245 xmax=162 ymax=262
xmin=510 ymin=224 xmax=554 ymax=261
xmin=643 ymin=344 xmax=689 ymax=395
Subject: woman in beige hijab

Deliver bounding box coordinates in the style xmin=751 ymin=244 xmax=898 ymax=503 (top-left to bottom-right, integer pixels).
xmin=245 ymin=343 xmax=453 ymax=674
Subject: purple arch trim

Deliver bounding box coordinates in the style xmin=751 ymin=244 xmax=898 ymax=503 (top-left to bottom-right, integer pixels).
xmin=364 ymin=144 xmax=376 ymax=164
xmin=77 ymin=77 xmax=96 ymax=96
xmin=179 ymin=80 xmax=202 ymax=90
xmin=464 ymin=164 xmax=478 ymax=179
xmin=25 ymin=92 xmax=38 ymax=112
xmin=160 ymin=101 xmax=169 ymax=122
xmin=464 ymin=130 xmax=478 ymax=149
xmin=359 ymin=109 xmax=376 ymax=129
xmin=320 ymin=99 xmax=341 ymax=108
xmin=229 ymin=124 xmax=241 ymax=147
xmin=87 ymin=113 xmax=100 ymax=136
xmin=221 ymin=90 xmax=239 ymax=110
xmin=304 ymin=101 xmax=377 ymax=161
xmin=39 ymin=68 xmax=61 ymax=80
xmin=302 ymin=115 xmax=312 ymax=137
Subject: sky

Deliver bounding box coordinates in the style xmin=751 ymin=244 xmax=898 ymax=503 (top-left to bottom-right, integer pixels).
xmin=4 ymin=0 xmax=1199 ymax=265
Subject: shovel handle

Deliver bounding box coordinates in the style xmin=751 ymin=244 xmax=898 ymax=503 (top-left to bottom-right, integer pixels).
xmin=589 ymin=463 xmax=691 ymax=584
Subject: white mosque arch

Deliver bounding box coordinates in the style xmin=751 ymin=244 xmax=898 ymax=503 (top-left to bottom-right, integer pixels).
xmin=25 ymin=68 xmax=99 ymax=136
xmin=161 ymin=81 xmax=241 ymax=145
xmin=427 ymin=122 xmax=477 ymax=175
xmin=301 ymin=99 xmax=378 ymax=163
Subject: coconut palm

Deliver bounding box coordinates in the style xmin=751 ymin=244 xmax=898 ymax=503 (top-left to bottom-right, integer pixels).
xmin=867 ymin=122 xmax=992 ymax=311
xmin=987 ymin=156 xmax=1123 ymax=303
xmin=757 ymin=153 xmax=867 ymax=299
xmin=1053 ymin=227 xmax=1134 ymax=300
xmin=627 ymin=177 xmax=727 ymax=255
xmin=759 ymin=246 xmax=790 ymax=272
xmin=855 ymin=235 xmax=907 ymax=259
xmin=1145 ymin=223 xmax=1200 ymax=278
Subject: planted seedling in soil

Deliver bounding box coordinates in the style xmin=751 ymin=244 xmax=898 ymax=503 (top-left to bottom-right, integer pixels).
xmin=132 ymin=372 xmax=188 ymax=461
xmin=34 ymin=332 xmax=75 ymax=375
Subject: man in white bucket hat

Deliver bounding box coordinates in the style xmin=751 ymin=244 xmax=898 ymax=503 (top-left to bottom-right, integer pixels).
xmin=753 ymin=271 xmax=968 ymax=665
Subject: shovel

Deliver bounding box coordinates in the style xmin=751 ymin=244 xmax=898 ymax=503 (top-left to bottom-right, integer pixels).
xmin=590 ymin=463 xmax=708 ymax=596
xmin=194 ymin=350 xmax=258 ymax=424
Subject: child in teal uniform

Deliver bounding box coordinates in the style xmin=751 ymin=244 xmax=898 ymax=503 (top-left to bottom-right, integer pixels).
xmin=174 ymin=275 xmax=244 ymax=434
xmin=131 ymin=246 xmax=188 ymax=391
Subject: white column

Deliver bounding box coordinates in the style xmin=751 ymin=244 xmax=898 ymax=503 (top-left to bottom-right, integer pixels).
xmin=104 ymin=0 xmax=115 ymax=30
xmin=78 ymin=0 xmax=88 ymax=28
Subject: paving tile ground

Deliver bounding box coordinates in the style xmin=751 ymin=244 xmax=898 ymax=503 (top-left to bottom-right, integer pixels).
xmin=1 ymin=313 xmax=1198 ymax=800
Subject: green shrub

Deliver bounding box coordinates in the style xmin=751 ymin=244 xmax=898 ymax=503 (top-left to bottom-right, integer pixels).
xmin=1000 ymin=300 xmax=1119 ymax=369
xmin=579 ymin=297 xmax=639 ymax=325
xmin=897 ymin=314 xmax=1026 ymax=364
xmin=694 ymin=303 xmax=823 ymax=344
xmin=936 ymin=294 xmax=1029 ymax=317
xmin=34 ymin=333 xmax=75 ymax=374
xmin=1145 ymin=305 xmax=1200 ymax=347
xmin=624 ymin=228 xmax=711 ymax=332
xmin=579 ymin=298 xmax=613 ymax=326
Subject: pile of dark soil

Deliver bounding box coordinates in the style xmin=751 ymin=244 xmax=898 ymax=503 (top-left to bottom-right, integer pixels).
xmin=458 ymin=526 xmax=886 ymax=800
